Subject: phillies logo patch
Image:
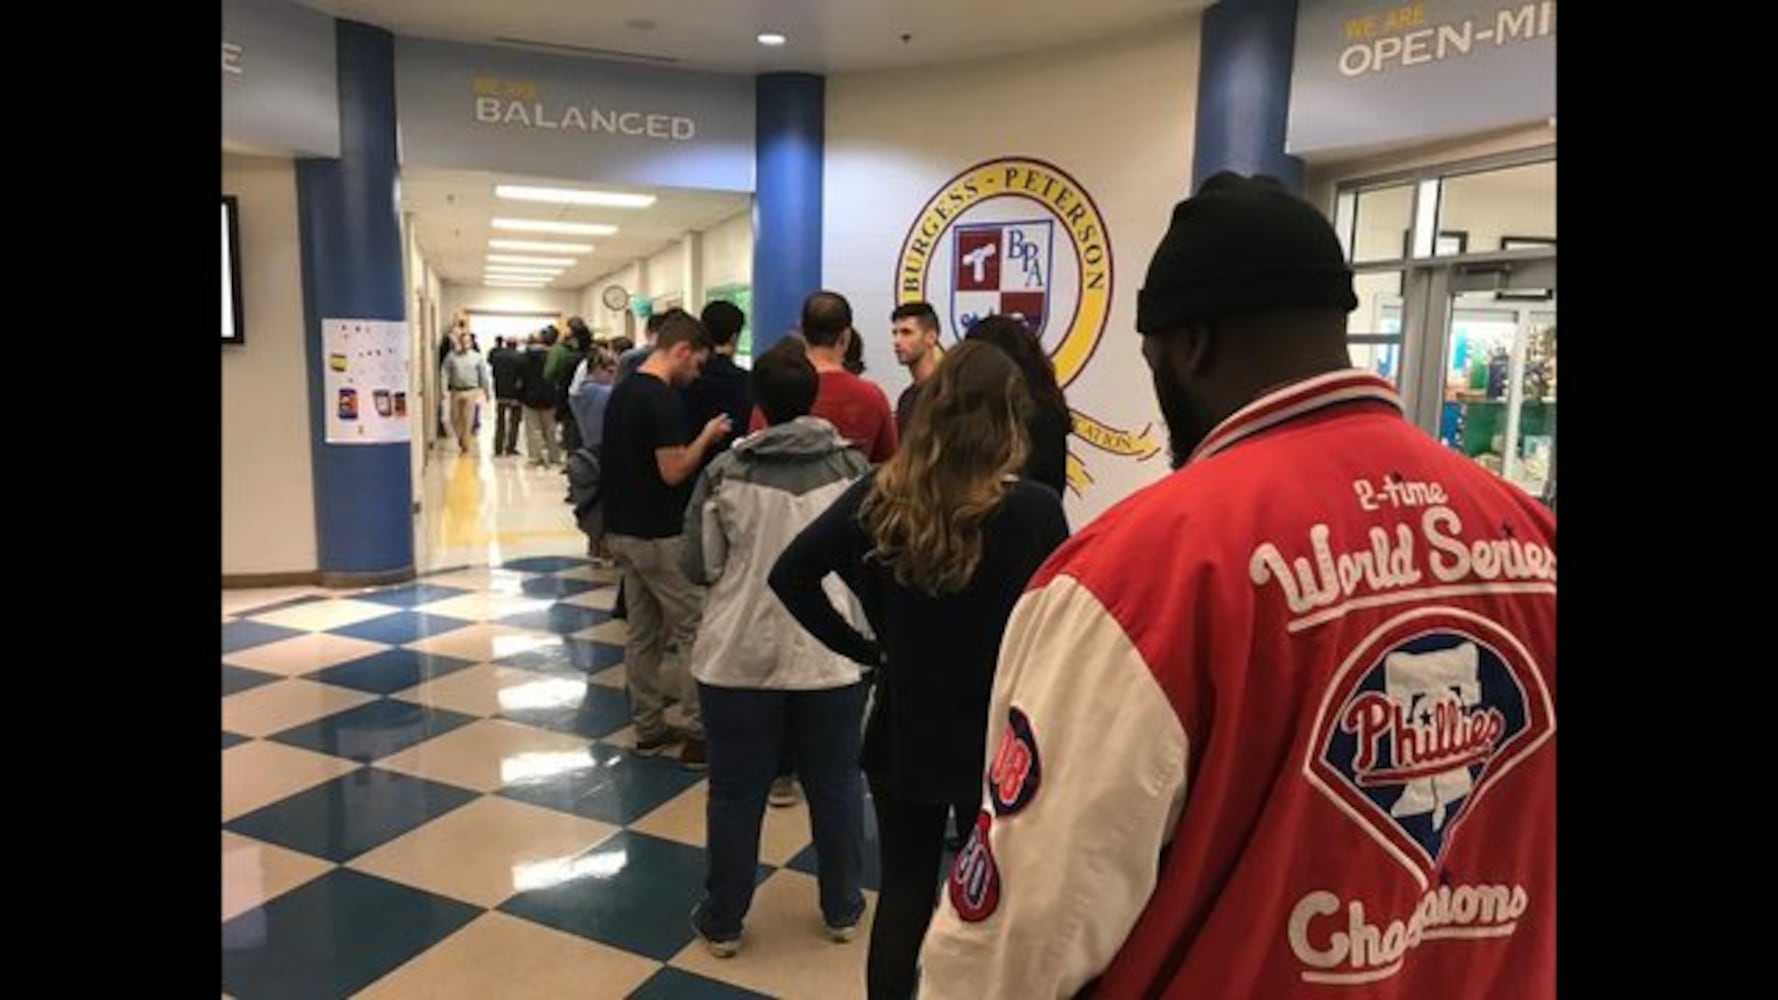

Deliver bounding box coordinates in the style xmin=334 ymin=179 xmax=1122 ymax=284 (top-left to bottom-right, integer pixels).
xmin=1304 ymin=607 xmax=1555 ymax=887
xmin=988 ymin=707 xmax=1042 ymax=816
xmin=948 ymin=810 xmax=1001 ymax=923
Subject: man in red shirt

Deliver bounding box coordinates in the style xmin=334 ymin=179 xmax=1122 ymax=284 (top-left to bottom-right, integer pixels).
xmin=750 ymin=291 xmax=897 ymax=463
xmin=918 ymin=173 xmax=1556 ymax=998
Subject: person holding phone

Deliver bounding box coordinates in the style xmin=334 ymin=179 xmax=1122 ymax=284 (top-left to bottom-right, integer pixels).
xmin=601 ymin=308 xmax=733 ymax=768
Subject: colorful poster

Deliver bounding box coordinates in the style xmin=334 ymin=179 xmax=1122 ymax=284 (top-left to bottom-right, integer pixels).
xmin=323 ymin=318 xmax=411 ymax=444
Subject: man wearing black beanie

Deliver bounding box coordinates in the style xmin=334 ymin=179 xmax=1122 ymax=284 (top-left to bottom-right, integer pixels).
xmin=919 ymin=173 xmax=1558 ymax=999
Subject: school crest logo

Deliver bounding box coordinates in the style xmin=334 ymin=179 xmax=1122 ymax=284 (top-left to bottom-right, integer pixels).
xmin=952 ymin=220 xmax=1054 ymax=338
xmin=896 ymin=157 xmax=1161 ymax=495
xmin=1304 ymin=607 xmax=1555 ymax=888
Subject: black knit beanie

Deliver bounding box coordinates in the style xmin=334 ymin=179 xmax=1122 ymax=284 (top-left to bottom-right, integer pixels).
xmin=1136 ymin=172 xmax=1358 ymax=335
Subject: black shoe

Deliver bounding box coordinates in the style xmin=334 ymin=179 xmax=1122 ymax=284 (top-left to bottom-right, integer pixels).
xmin=680 ymin=737 xmax=708 ymax=771
xmin=634 ymin=729 xmax=682 ymax=757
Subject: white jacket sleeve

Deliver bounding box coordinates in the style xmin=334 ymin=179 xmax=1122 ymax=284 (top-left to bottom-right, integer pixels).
xmin=918 ymin=574 xmax=1190 ymax=1000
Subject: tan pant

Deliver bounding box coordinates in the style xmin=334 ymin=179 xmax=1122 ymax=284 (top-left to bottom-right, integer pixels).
xmin=606 ymin=534 xmax=705 ymax=740
xmin=523 ymin=404 xmax=562 ymax=465
xmin=449 ymin=390 xmax=480 ymax=452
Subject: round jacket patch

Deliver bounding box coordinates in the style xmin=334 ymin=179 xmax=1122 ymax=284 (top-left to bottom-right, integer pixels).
xmin=988 ymin=706 xmax=1042 ymax=816
xmin=948 ymin=810 xmax=1001 ymax=923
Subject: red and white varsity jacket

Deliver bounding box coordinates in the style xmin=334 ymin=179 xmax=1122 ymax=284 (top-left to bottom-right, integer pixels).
xmin=919 ymin=371 xmax=1557 ymax=998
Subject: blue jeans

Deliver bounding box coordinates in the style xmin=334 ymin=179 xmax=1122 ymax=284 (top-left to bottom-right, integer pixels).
xmin=697 ymin=682 xmax=868 ymax=938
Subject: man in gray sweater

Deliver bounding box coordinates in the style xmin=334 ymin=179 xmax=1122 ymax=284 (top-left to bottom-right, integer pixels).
xmin=440 ymin=330 xmax=491 ymax=455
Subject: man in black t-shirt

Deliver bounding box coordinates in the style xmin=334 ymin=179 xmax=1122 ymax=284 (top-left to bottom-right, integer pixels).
xmin=602 ymin=309 xmax=732 ymax=768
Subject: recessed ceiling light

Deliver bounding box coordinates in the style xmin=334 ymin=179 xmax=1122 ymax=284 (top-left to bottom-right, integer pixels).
xmin=495 ymin=185 xmax=656 ymax=209
xmin=485 ymin=277 xmax=552 ymax=286
xmin=492 ymin=218 xmax=619 ymax=236
xmin=489 ymin=239 xmax=594 ymax=254
xmin=487 ymin=254 xmax=576 ymax=267
xmin=485 ymin=265 xmax=564 ymax=276
xmin=758 ymin=32 xmax=787 ymax=46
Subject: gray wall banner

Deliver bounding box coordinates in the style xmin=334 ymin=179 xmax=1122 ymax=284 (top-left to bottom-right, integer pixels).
xmin=1287 ymin=0 xmax=1555 ymax=156
xmin=222 ymin=0 xmax=340 ymax=158
xmin=394 ymin=38 xmax=756 ymax=192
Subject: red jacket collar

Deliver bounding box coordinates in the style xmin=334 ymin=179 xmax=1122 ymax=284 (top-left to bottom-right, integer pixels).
xmin=1187 ymin=369 xmax=1403 ymax=465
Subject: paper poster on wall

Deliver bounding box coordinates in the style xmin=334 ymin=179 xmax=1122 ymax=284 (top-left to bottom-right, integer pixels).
xmin=323 ymin=319 xmax=411 ymax=444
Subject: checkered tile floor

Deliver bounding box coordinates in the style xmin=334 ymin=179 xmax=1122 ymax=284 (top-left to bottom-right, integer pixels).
xmin=223 ymin=557 xmax=880 ymax=999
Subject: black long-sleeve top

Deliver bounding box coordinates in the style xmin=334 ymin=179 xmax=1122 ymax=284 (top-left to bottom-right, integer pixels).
xmin=768 ymin=473 xmax=1070 ymax=805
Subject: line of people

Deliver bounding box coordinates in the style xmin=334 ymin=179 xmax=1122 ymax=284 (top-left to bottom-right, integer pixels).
xmin=498 ymin=172 xmax=1557 ymax=999
xmin=572 ymin=287 xmax=1080 ymax=998
xmin=439 ymin=315 xmax=624 ymax=470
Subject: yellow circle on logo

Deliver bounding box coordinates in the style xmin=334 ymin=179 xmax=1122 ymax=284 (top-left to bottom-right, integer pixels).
xmin=894 ymin=157 xmax=1113 ymax=389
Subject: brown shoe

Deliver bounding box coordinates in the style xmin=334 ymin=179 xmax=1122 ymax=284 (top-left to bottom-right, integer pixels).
xmin=633 ymin=729 xmax=682 ymax=757
xmin=680 ymin=737 xmax=708 ymax=771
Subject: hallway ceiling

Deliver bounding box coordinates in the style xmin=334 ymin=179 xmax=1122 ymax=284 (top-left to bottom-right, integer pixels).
xmin=401 ymin=169 xmax=751 ymax=290
xmin=295 ymin=0 xmax=1211 ymax=75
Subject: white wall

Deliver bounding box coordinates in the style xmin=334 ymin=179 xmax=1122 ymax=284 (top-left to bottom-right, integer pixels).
xmin=403 ymin=215 xmax=438 ymax=489
xmin=701 ymin=210 xmax=752 ymax=291
xmin=578 ymin=282 xmax=601 ymax=325
xmin=823 ymin=21 xmax=1200 ymax=524
xmin=223 ymin=153 xmax=318 ymax=577
xmin=644 ymin=242 xmax=685 ymax=309
xmin=424 ymin=265 xmax=443 ymax=452
xmin=576 ymin=212 xmax=753 ymax=335
xmin=441 ymin=285 xmax=578 ymax=326
xmin=585 ymin=261 xmax=642 ymax=340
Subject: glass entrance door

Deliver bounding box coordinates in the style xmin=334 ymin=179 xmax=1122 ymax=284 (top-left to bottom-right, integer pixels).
xmin=1438 ymin=295 xmax=1556 ymax=499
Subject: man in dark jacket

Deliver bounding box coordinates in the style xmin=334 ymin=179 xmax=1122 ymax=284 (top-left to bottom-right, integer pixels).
xmin=682 ymin=301 xmax=754 ymax=475
xmin=519 ymin=328 xmax=563 ymax=467
xmin=488 ymin=336 xmax=525 ymax=457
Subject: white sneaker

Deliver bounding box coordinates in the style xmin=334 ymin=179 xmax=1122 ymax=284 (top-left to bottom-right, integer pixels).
xmin=826 ymin=908 xmax=864 ymax=943
xmin=691 ymin=907 xmax=741 ymax=958
xmin=770 ymin=775 xmax=800 ymax=808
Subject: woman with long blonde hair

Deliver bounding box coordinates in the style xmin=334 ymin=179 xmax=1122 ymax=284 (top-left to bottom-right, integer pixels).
xmin=770 ymin=340 xmax=1070 ymax=1000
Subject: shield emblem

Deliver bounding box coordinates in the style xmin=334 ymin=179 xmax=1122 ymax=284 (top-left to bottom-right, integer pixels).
xmin=952 ymin=220 xmax=1054 ymax=339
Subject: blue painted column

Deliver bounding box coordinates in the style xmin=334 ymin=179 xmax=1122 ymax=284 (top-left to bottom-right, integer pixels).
xmin=296 ymin=20 xmax=413 ymax=585
xmin=1193 ymin=0 xmax=1304 ymax=193
xmin=752 ymin=73 xmax=825 ymax=355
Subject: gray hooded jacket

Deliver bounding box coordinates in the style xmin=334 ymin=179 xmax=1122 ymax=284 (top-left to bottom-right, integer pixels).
xmin=681 ymin=416 xmax=870 ymax=689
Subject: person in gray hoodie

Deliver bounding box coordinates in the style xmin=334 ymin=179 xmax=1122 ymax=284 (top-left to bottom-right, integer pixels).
xmin=682 ymin=338 xmax=873 ymax=958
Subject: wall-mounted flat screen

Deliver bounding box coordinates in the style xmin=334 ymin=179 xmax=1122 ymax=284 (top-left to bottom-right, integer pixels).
xmin=224 ymin=195 xmax=244 ymax=344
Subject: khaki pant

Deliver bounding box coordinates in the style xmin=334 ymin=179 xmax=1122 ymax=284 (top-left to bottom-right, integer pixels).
xmin=522 ymin=405 xmax=562 ymax=465
xmin=449 ymin=390 xmax=480 ymax=453
xmin=606 ymin=534 xmax=705 ymax=740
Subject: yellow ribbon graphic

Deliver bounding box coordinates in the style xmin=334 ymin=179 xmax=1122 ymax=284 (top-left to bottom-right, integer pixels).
xmin=1064 ymin=410 xmax=1163 ymax=495
xmin=1071 ymin=410 xmax=1162 ymax=460
xmin=1064 ymin=451 xmax=1095 ymax=496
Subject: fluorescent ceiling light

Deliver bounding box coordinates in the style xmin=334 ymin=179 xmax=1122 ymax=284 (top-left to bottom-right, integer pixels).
xmin=758 ymin=32 xmax=787 ymax=46
xmin=496 ymin=184 xmax=656 ymax=209
xmin=486 ymin=278 xmax=552 ymax=287
xmin=489 ymin=239 xmax=594 ymax=254
xmin=493 ymin=218 xmax=619 ymax=236
xmin=484 ymin=270 xmax=554 ymax=278
xmin=487 ymin=255 xmax=576 ymax=267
